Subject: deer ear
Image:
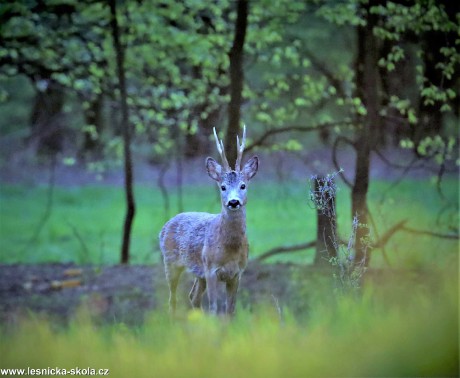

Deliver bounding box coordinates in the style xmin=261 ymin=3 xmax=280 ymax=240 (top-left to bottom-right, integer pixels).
xmin=206 ymin=157 xmax=223 ymax=182
xmin=243 ymin=156 xmax=259 ymax=181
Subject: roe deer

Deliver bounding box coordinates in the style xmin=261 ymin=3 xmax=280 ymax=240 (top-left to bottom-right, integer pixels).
xmin=159 ymin=126 xmax=259 ymax=315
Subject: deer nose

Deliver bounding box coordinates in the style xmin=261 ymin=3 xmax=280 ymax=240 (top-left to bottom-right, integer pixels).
xmin=228 ymin=199 xmax=240 ymax=209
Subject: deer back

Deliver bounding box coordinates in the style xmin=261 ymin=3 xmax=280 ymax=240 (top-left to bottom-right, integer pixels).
xmin=160 ymin=212 xmax=216 ymax=278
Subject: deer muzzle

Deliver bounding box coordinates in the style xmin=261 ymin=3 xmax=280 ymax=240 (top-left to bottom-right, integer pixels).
xmin=227 ymin=199 xmax=241 ymax=210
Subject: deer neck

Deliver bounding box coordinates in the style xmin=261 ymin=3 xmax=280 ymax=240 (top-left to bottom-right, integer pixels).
xmin=217 ymin=207 xmax=247 ymax=246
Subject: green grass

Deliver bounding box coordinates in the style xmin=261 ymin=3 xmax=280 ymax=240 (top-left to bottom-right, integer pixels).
xmin=1 ymin=271 xmax=457 ymax=377
xmin=0 ymin=178 xmax=458 ymax=377
xmin=0 ymin=177 xmax=458 ymax=266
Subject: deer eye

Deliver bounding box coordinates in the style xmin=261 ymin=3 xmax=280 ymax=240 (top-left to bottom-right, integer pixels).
xmin=221 ymin=185 xmax=226 ymax=191
xmin=240 ymin=184 xmax=246 ymax=190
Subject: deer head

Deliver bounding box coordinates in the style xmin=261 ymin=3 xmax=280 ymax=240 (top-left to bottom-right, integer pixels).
xmin=206 ymin=126 xmax=259 ymax=212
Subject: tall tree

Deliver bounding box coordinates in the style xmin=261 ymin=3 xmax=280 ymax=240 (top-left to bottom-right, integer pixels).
xmin=109 ymin=0 xmax=135 ymax=264
xmin=317 ymin=0 xmax=459 ymax=266
xmin=352 ymin=0 xmax=381 ymax=266
xmin=225 ymin=0 xmax=248 ymax=165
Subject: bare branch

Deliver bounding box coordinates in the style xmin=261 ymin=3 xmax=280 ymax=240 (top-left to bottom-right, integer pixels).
xmin=400 ymin=226 xmax=459 ymax=240
xmin=65 ymin=220 xmax=90 ymax=263
xmin=303 ymin=48 xmax=346 ymax=99
xmin=373 ymin=219 xmax=408 ymax=249
xmin=255 ymin=241 xmax=316 ymax=261
xmin=371 ymin=219 xmax=459 ymax=248
xmin=332 ymin=136 xmax=355 ymax=188
xmin=374 ymin=148 xmax=422 ymax=171
xmin=245 ymin=121 xmax=353 ymax=153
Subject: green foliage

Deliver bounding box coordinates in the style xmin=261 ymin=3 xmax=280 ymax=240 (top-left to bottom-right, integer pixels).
xmin=245 ymin=2 xmax=356 ymax=146
xmin=371 ymin=1 xmax=459 ymax=115
xmin=0 ymin=0 xmax=234 ymax=160
xmin=1 ymin=272 xmax=457 ymax=377
xmin=2 ymin=0 xmax=456 ymax=162
xmin=0 ymin=76 xmax=35 ymax=135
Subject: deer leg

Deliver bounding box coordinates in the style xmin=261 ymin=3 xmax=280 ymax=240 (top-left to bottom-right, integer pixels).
xmin=165 ymin=264 xmax=183 ymax=315
xmin=225 ymin=276 xmax=240 ymax=315
xmin=205 ymin=273 xmax=219 ymax=314
xmin=189 ymin=278 xmax=206 ymax=309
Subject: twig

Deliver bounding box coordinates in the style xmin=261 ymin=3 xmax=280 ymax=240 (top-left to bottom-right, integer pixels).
xmin=66 ymin=220 xmax=90 ymax=263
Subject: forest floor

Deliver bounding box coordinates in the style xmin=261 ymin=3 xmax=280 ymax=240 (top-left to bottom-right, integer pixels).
xmin=0 ymin=261 xmax=437 ymax=327
xmin=0 ymin=262 xmax=318 ymax=325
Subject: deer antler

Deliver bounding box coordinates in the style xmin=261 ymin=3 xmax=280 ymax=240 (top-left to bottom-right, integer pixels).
xmin=213 ymin=127 xmax=231 ymax=171
xmin=235 ymin=124 xmax=246 ymax=171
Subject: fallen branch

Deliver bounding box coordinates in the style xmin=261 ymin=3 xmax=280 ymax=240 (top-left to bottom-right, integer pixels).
xmin=255 ymin=241 xmax=315 ymax=261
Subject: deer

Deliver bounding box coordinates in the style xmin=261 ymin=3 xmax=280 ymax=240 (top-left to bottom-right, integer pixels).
xmin=159 ymin=125 xmax=259 ymax=315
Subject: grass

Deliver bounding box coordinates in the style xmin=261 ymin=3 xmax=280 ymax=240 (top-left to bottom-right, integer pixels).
xmin=0 ymin=177 xmax=458 ymax=266
xmin=1 ymin=270 xmax=457 ymax=377
xmin=0 ymin=178 xmax=458 ymax=377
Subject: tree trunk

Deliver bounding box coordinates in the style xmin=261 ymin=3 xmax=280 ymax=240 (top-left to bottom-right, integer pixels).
xmin=225 ymin=0 xmax=248 ymax=166
xmin=314 ymin=176 xmax=338 ymax=266
xmin=30 ymin=78 xmax=66 ymax=155
xmin=109 ymin=0 xmax=135 ymax=264
xmin=352 ymin=1 xmax=381 ymax=266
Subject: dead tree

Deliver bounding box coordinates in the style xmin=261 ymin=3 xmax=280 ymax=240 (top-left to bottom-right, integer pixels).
xmin=312 ymin=176 xmax=338 ymax=266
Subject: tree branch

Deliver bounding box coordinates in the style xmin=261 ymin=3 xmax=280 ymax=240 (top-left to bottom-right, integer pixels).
xmin=303 ymin=48 xmax=346 ymax=98
xmin=374 ymin=147 xmax=422 ymax=171
xmin=65 ymin=220 xmax=90 ymax=263
xmin=254 ymin=220 xmax=458 ymax=264
xmin=332 ymin=135 xmax=355 ymax=188
xmin=255 ymin=241 xmax=316 ymax=261
xmin=400 ymin=226 xmax=459 ymax=240
xmin=245 ymin=121 xmax=353 ymax=153
xmin=373 ymin=219 xmax=408 ymax=248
